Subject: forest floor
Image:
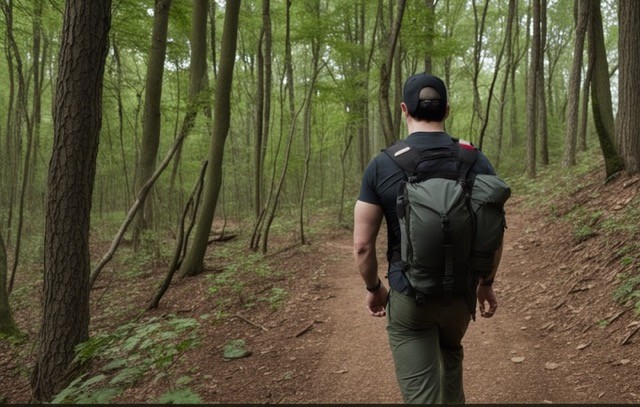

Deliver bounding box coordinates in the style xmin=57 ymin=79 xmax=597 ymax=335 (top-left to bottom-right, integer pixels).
xmin=2 ymin=163 xmax=640 ymax=404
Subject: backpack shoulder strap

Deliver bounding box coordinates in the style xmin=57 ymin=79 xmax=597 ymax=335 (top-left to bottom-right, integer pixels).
xmin=456 ymin=139 xmax=478 ymax=184
xmin=382 ymin=140 xmax=420 ymax=173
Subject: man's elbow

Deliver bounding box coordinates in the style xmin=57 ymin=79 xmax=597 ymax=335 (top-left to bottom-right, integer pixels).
xmin=354 ymin=241 xmax=373 ymax=258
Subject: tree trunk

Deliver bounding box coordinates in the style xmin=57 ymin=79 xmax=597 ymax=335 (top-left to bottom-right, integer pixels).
xmin=537 ymin=0 xmax=549 ymax=166
xmin=132 ymin=0 xmax=173 ymax=249
xmin=495 ymin=0 xmax=517 ymax=170
xmin=179 ymin=0 xmax=241 ymax=277
xmin=587 ymin=0 xmax=624 ymax=178
xmin=617 ymin=0 xmax=640 ymax=174
xmin=578 ymin=53 xmax=592 ymax=152
xmin=470 ymin=0 xmax=489 ymax=140
xmin=423 ymin=0 xmax=434 ymax=73
xmin=299 ymin=0 xmax=322 ymax=245
xmin=1 ymin=0 xmax=32 ymax=294
xmin=378 ymin=0 xmax=406 ymax=146
xmin=112 ymin=38 xmax=133 ymax=206
xmin=563 ymin=0 xmax=588 ymax=167
xmin=254 ymin=0 xmax=272 ymax=219
xmin=0 ymin=232 xmax=19 ymax=337
xmin=31 ymin=0 xmax=111 ymax=400
xmin=169 ymin=0 xmax=210 ymax=219
xmin=526 ymin=0 xmax=541 ymax=178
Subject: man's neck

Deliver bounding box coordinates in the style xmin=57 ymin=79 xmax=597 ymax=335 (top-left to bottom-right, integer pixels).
xmin=407 ymin=120 xmax=444 ymax=134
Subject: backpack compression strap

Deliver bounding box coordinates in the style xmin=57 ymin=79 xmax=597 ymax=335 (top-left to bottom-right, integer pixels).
xmin=442 ymin=141 xmax=479 ymax=301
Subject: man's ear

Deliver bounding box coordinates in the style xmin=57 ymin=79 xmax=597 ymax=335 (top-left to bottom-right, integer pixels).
xmin=400 ymin=102 xmax=409 ymax=116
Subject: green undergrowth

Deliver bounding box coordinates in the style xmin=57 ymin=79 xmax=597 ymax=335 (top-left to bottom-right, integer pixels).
xmin=206 ymin=237 xmax=288 ymax=312
xmin=508 ymin=151 xmax=640 ymax=315
xmin=52 ymin=315 xmax=202 ymax=404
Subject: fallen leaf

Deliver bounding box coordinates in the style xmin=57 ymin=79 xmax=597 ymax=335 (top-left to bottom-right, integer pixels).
xmin=511 ymin=356 xmax=525 ymax=363
xmin=620 ymin=359 xmax=631 ymax=365
xmin=576 ymin=342 xmax=591 ymax=350
xmin=544 ymin=362 xmax=559 ymax=370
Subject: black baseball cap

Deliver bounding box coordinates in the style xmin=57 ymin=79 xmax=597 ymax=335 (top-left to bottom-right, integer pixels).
xmin=402 ymin=73 xmax=448 ymax=116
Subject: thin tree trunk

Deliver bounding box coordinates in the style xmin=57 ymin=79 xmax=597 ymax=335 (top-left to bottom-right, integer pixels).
xmin=179 ymin=0 xmax=241 ymax=277
xmin=299 ymin=2 xmax=322 ymax=245
xmin=112 ymin=38 xmax=133 ymax=206
xmin=526 ymin=0 xmax=541 ymax=178
xmin=148 ymin=161 xmax=207 ymax=310
xmin=563 ymin=0 xmax=588 ymax=167
xmin=0 ymin=232 xmax=19 ymax=336
xmin=470 ymin=0 xmax=490 ymax=140
xmin=495 ymin=0 xmax=516 ymax=170
xmin=538 ymin=0 xmax=549 ymax=166
xmin=378 ymin=0 xmax=406 ymax=146
xmin=578 ymin=53 xmax=592 ymax=152
xmin=132 ymin=0 xmax=173 ymax=249
xmin=168 ymin=0 xmax=210 ymax=220
xmin=2 ymin=0 xmax=33 ymax=294
xmin=31 ymin=0 xmax=111 ymax=400
xmin=477 ymin=1 xmax=508 ymax=151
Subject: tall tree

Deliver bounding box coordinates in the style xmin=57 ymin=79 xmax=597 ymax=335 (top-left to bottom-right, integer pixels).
xmin=617 ymin=0 xmax=640 ymax=174
xmin=180 ymin=0 xmax=241 ymax=277
xmin=563 ymin=0 xmax=588 ymax=167
xmin=494 ymin=0 xmax=517 ymax=169
xmin=537 ymin=0 xmax=549 ymax=166
xmin=587 ymin=0 xmax=623 ymax=178
xmin=170 ymin=0 xmax=210 ymax=212
xmin=378 ymin=0 xmax=406 ymax=145
xmin=254 ymin=0 xmax=272 ymax=219
xmin=526 ymin=0 xmax=541 ymax=178
xmin=31 ymin=0 xmax=111 ymax=400
xmin=470 ymin=0 xmax=489 ymax=140
xmin=132 ymin=0 xmax=173 ymax=249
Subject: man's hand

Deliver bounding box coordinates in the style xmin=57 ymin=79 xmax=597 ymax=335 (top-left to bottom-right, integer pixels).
xmin=366 ymin=285 xmax=389 ymax=317
xmin=477 ymin=284 xmax=498 ymax=318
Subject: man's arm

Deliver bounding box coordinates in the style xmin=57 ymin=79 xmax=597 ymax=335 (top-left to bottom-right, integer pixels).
xmin=477 ymin=242 xmax=503 ymax=318
xmin=353 ymin=200 xmax=388 ymax=317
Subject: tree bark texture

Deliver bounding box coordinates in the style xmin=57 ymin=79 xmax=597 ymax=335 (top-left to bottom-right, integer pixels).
xmin=31 ymin=0 xmax=111 ymax=401
xmin=617 ymin=0 xmax=640 ymax=174
xmin=587 ymin=0 xmax=624 ymax=178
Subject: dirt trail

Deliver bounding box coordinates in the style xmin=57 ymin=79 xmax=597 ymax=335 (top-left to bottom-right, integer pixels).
xmin=295 ymin=207 xmax=589 ymax=404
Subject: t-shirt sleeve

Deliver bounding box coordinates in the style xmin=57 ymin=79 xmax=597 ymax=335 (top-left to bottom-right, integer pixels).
xmin=473 ymin=150 xmax=497 ymax=175
xmin=358 ymin=158 xmax=382 ymax=205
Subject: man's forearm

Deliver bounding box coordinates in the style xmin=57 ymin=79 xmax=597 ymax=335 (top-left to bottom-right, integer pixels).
xmin=483 ymin=242 xmax=504 ymax=282
xmin=355 ymin=245 xmax=379 ymax=288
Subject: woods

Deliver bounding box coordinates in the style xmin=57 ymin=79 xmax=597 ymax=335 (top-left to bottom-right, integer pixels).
xmin=0 ymin=0 xmax=639 ymax=402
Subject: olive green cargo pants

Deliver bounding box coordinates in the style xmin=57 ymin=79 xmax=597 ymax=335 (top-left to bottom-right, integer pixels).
xmin=386 ymin=289 xmax=471 ymax=404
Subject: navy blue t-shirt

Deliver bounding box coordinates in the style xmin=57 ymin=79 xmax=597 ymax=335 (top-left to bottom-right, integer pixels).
xmin=357 ymin=131 xmax=496 ymax=294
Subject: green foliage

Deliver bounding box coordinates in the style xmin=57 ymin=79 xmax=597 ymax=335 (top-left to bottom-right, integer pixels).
xmin=265 ymin=287 xmax=287 ymax=310
xmin=52 ymin=316 xmax=200 ymax=404
xmin=223 ymin=338 xmax=251 ymax=360
xmin=156 ymin=387 xmax=203 ymax=404
xmin=613 ymin=268 xmax=640 ymax=316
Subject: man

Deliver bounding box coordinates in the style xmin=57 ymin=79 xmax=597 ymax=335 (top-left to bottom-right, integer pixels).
xmin=353 ymin=73 xmax=502 ymax=404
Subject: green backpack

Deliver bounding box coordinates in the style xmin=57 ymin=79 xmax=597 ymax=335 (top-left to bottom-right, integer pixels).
xmin=384 ymin=139 xmax=510 ymax=305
